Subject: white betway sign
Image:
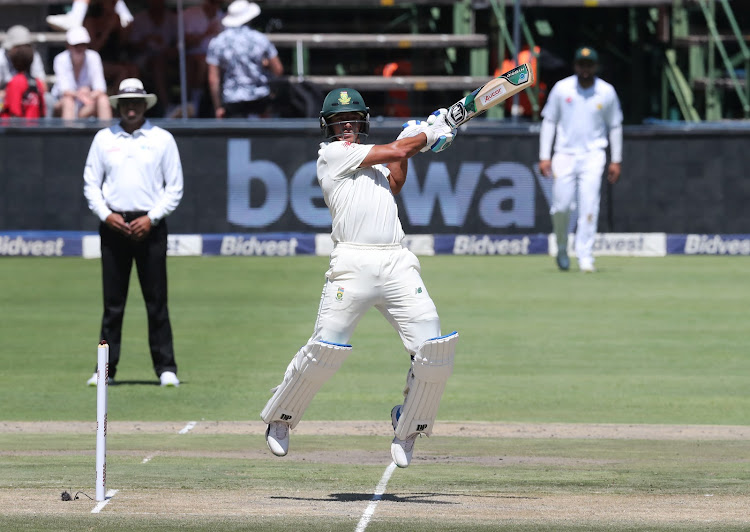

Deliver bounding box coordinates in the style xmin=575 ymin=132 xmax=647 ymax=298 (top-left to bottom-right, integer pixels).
xmin=226 ymin=139 xmax=538 ymax=230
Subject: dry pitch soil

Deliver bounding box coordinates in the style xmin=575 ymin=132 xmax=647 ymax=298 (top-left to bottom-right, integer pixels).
xmin=1 ymin=421 xmax=749 ymax=528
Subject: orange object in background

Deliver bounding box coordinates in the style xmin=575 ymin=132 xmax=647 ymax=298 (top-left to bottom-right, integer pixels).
xmin=379 ymin=60 xmax=412 ymax=117
xmin=497 ymin=46 xmax=546 ymax=117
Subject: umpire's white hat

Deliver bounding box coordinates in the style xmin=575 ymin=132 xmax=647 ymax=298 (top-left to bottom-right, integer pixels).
xmin=109 ymin=78 xmax=158 ymax=110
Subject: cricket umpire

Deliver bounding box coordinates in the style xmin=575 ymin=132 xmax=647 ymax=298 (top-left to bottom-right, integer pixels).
xmin=83 ymin=78 xmax=183 ymax=387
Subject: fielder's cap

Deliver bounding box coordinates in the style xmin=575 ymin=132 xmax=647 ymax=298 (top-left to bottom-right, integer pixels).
xmin=574 ymin=46 xmax=598 ymax=63
xmin=109 ymin=78 xmax=158 ymax=109
xmin=3 ymin=25 xmax=33 ymax=50
xmin=222 ymin=0 xmax=261 ymax=27
xmin=66 ymin=26 xmax=90 ymax=46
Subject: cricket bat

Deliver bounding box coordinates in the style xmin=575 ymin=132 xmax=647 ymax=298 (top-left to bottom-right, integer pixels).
xmin=445 ymin=62 xmax=535 ymax=128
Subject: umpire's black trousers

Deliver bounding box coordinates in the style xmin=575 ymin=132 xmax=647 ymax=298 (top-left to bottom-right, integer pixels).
xmin=98 ymin=218 xmax=177 ymax=380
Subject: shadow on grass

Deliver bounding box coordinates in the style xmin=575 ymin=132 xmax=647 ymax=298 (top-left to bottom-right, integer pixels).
xmin=272 ymin=492 xmax=456 ymax=504
xmin=272 ymin=492 xmax=539 ymax=504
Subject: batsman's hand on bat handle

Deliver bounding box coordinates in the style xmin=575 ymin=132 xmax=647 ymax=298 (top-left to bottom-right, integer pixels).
xmin=421 ymin=108 xmax=457 ymax=153
xmin=539 ymin=159 xmax=553 ymax=178
xmin=397 ymin=119 xmax=427 ymax=140
xmin=426 ymin=108 xmax=449 ymax=128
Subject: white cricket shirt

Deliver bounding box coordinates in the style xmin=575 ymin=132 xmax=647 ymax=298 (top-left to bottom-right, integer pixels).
xmin=539 ymin=75 xmax=622 ymax=158
xmin=83 ymin=121 xmax=184 ymax=224
xmin=51 ymin=49 xmax=107 ymax=98
xmin=317 ymin=140 xmax=405 ymax=245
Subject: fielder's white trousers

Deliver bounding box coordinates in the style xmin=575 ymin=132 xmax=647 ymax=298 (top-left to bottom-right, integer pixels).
xmin=311 ymin=243 xmax=441 ymax=356
xmin=550 ymin=149 xmax=607 ymax=264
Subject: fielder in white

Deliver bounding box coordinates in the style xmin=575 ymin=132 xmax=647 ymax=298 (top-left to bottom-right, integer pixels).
xmin=260 ymin=87 xmax=459 ymax=468
xmin=539 ymin=46 xmax=623 ymax=273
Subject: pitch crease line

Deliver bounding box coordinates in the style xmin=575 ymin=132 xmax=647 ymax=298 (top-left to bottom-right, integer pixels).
xmin=91 ymin=489 xmax=118 ymax=513
xmin=354 ymin=462 xmax=397 ymax=532
xmin=178 ymin=421 xmax=197 ymax=434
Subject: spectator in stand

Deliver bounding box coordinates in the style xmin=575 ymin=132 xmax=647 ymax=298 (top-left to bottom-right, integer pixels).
xmin=1 ymin=25 xmax=49 ymax=109
xmin=84 ymin=0 xmax=140 ymax=94
xmin=51 ymin=26 xmax=112 ymax=120
xmin=47 ymin=0 xmax=133 ymax=31
xmin=0 ymin=44 xmax=46 ymax=119
xmin=127 ymin=0 xmax=178 ymax=116
xmin=182 ymin=0 xmax=224 ymax=117
xmin=207 ymin=0 xmax=283 ymax=119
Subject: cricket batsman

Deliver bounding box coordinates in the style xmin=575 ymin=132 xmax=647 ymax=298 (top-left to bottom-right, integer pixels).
xmin=260 ymin=88 xmax=459 ymax=468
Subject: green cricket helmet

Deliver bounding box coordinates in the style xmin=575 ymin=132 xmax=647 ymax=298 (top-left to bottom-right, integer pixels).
xmin=319 ymin=88 xmax=370 ymax=141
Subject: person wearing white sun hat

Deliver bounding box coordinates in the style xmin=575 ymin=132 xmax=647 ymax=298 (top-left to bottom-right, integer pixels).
xmin=51 ymin=26 xmax=111 ymax=119
xmin=84 ymin=77 xmax=184 ymax=388
xmin=206 ymin=0 xmax=283 ymax=118
xmin=107 ymin=77 xmax=158 ymax=109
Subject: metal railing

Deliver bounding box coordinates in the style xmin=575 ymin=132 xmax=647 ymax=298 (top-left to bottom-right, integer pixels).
xmin=668 ymin=0 xmax=750 ymax=121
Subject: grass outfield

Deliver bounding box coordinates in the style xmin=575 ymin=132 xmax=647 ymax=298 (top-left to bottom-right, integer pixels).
xmin=0 ymin=255 xmax=748 ymax=530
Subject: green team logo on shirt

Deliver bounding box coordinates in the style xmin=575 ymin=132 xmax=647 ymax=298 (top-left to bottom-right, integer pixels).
xmin=336 ymin=287 xmax=344 ymax=301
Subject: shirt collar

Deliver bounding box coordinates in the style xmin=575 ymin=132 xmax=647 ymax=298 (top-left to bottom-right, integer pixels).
xmin=112 ymin=119 xmax=153 ymax=138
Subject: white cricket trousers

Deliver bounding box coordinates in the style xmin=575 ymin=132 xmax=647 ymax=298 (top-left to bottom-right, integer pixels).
xmin=550 ymin=149 xmax=607 ymax=263
xmin=310 ymin=243 xmax=441 ymax=356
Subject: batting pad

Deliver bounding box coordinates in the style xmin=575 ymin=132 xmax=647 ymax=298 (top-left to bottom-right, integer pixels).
xmin=394 ymin=331 xmax=458 ymax=440
xmin=260 ymin=341 xmax=352 ymax=429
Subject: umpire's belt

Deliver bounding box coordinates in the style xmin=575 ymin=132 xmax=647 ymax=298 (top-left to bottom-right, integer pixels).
xmin=113 ymin=211 xmax=148 ymax=223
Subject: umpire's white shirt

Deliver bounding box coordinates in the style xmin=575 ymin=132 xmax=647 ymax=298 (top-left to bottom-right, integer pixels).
xmin=317 ymin=140 xmax=405 ymax=245
xmin=540 ymin=75 xmax=622 ymax=157
xmin=84 ymin=121 xmax=184 ymax=224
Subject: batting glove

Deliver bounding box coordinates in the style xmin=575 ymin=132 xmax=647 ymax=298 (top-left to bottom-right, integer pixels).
xmin=397 ymin=119 xmax=428 ymax=140
xmin=426 ymin=108 xmax=449 ymax=128
xmin=421 ymin=109 xmax=457 ymax=153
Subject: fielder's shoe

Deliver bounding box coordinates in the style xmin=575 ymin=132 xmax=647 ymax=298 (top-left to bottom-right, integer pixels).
xmin=159 ymin=371 xmax=180 ymax=387
xmin=556 ymin=249 xmax=570 ymax=271
xmin=579 ymin=258 xmax=596 ymax=273
xmin=390 ymin=405 xmax=418 ymax=468
xmin=86 ymin=373 xmax=113 ymax=386
xmin=46 ymin=13 xmax=80 ymax=31
xmin=265 ymin=420 xmax=290 ymax=456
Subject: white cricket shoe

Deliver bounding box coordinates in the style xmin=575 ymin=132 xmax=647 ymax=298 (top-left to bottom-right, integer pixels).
xmin=579 ymin=258 xmax=596 ymax=273
xmin=46 ymin=13 xmax=80 ymax=31
xmin=265 ymin=421 xmax=290 ymax=456
xmin=390 ymin=405 xmax=418 ymax=468
xmin=159 ymin=371 xmax=180 ymax=387
xmin=86 ymin=373 xmax=113 ymax=386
